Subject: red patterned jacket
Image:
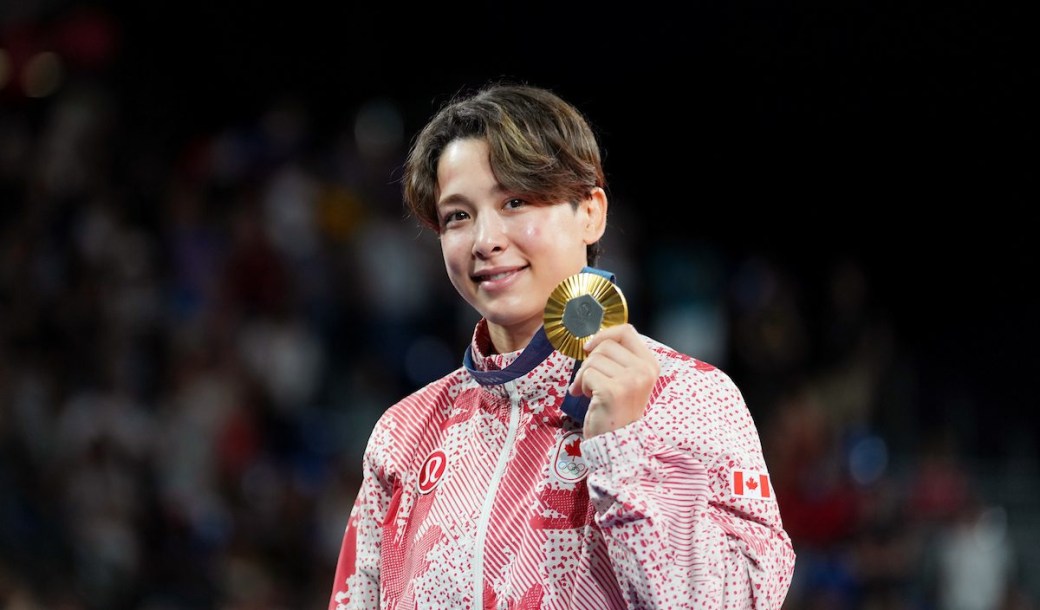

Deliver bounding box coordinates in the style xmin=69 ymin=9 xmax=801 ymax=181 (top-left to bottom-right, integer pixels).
xmin=328 ymin=321 xmax=795 ymax=609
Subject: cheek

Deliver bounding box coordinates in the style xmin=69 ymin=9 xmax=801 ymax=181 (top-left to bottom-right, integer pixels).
xmin=439 ymin=235 xmax=467 ymax=270
xmin=515 ymin=223 xmax=541 ymax=243
xmin=516 ymin=213 xmax=580 ymax=253
xmin=515 ymin=214 xmax=562 ymax=245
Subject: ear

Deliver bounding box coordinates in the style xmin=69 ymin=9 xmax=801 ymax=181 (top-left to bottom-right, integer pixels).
xmin=580 ymin=187 xmax=608 ymax=244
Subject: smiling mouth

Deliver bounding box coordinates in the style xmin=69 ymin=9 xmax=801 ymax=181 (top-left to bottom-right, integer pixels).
xmin=473 ymin=266 xmax=526 ymax=283
xmin=478 ymin=271 xmax=512 ymax=282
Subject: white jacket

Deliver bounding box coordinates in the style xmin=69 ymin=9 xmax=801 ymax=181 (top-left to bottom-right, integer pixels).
xmin=329 ymin=320 xmax=795 ymax=609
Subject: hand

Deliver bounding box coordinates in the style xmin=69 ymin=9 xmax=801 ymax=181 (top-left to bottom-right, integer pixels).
xmin=569 ymin=324 xmax=660 ymax=438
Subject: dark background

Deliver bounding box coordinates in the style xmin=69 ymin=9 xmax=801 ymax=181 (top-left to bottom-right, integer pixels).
xmin=116 ymin=0 xmax=1035 ymax=455
xmin=2 ymin=1 xmax=1036 ymax=608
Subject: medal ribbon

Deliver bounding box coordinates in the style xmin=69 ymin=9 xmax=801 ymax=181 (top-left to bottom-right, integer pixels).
xmin=462 ymin=267 xmax=616 ymax=424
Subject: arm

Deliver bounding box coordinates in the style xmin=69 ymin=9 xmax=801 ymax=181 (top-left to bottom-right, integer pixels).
xmin=581 ymin=420 xmax=795 ymax=609
xmin=328 ymin=419 xmax=396 ymax=610
xmin=573 ymin=326 xmax=795 ymax=609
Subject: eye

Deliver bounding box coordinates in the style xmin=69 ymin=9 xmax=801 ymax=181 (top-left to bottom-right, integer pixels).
xmin=504 ymin=197 xmax=528 ymax=210
xmin=440 ymin=209 xmax=469 ymax=227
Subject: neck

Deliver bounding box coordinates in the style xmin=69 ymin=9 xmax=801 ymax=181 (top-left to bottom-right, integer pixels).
xmin=486 ymin=319 xmax=542 ymax=355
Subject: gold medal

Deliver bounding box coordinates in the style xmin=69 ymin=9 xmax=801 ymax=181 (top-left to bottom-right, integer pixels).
xmin=544 ymin=272 xmax=628 ymax=360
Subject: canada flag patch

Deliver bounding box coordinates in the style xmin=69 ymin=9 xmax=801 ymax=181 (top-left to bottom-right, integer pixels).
xmin=731 ymin=469 xmax=772 ymax=500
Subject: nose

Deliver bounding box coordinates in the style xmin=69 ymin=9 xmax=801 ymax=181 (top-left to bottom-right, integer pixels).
xmin=472 ymin=212 xmax=507 ymax=258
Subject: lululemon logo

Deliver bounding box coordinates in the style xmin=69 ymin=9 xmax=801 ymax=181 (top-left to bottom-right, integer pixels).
xmin=418 ymin=449 xmax=447 ymax=494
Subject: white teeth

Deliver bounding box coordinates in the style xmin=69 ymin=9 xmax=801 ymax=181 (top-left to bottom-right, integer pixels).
xmin=480 ymin=271 xmax=512 ymax=281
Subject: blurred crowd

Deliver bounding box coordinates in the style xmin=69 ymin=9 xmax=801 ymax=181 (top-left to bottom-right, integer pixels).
xmin=1 ymin=5 xmax=1037 ymax=610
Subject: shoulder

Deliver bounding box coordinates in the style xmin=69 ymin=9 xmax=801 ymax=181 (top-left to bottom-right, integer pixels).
xmin=364 ymin=367 xmax=472 ymax=470
xmin=637 ymin=334 xmax=762 ymax=451
xmin=380 ymin=367 xmax=471 ymax=428
xmin=640 ymin=334 xmax=741 ymax=394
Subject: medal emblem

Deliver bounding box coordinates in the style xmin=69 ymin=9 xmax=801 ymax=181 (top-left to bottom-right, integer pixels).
xmin=544 ymin=272 xmax=628 ymax=360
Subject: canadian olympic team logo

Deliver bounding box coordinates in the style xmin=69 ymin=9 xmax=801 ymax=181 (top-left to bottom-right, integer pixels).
xmin=417 ymin=449 xmax=447 ymax=494
xmin=552 ymin=431 xmax=589 ymax=482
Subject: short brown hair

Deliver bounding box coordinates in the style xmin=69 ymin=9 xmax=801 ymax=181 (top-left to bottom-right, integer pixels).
xmin=402 ymin=82 xmax=606 ymax=265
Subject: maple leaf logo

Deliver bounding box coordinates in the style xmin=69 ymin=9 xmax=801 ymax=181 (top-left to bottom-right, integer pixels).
xmin=745 ymin=478 xmax=758 ymax=491
xmin=552 ymin=431 xmax=588 ymax=483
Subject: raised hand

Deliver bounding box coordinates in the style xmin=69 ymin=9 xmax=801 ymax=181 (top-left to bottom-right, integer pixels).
xmin=569 ymin=324 xmax=660 ymax=438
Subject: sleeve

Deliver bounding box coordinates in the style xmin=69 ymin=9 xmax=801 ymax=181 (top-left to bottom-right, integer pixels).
xmin=579 ymin=370 xmax=796 ymax=610
xmin=328 ymin=415 xmax=396 ymax=610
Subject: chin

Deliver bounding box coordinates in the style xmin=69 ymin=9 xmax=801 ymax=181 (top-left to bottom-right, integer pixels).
xmin=482 ymin=305 xmax=541 ymax=330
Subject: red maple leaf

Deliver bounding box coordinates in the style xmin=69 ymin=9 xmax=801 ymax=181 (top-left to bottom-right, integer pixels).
xmin=746 ymin=478 xmax=758 ymax=490
xmin=531 ymin=487 xmax=589 ymax=530
xmin=564 ymin=438 xmax=582 ymax=457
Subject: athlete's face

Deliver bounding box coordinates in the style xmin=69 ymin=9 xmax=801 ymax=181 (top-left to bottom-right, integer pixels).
xmin=435 ymin=138 xmax=606 ymax=353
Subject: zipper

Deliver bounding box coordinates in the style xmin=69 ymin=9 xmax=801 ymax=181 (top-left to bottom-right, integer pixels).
xmin=472 ymin=380 xmax=522 ymax=608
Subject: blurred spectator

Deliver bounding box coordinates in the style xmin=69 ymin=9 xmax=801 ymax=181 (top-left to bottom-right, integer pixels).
xmin=934 ymin=499 xmax=1018 ymax=610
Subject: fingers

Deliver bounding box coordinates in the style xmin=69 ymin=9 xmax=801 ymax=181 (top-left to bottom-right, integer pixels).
xmin=570 ymin=353 xmax=626 ymax=398
xmin=570 ymin=324 xmax=660 ymax=437
xmin=581 ymin=323 xmax=644 ymax=355
xmin=569 ymin=324 xmax=660 ymax=397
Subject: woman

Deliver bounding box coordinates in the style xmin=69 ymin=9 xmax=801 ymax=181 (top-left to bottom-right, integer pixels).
xmin=329 ymin=82 xmax=795 ymax=609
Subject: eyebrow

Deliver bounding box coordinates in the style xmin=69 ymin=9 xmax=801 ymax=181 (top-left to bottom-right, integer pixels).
xmin=434 ymin=193 xmax=473 ymax=218
xmin=436 ymin=183 xmax=510 ymax=210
